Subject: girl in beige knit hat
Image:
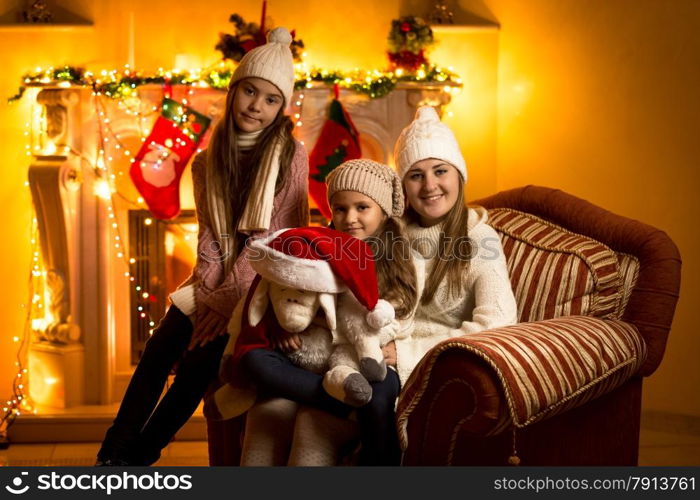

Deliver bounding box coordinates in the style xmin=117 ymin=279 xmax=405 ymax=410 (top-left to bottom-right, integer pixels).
xmin=97 ymin=27 xmax=309 ymax=466
xmin=325 ymin=159 xmax=419 ymax=322
xmin=239 ymin=159 xmax=426 ymax=467
xmin=287 ymin=159 xmax=424 ymax=466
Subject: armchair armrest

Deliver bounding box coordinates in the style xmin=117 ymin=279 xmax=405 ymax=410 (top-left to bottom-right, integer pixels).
xmin=396 ymin=316 xmax=646 ymax=453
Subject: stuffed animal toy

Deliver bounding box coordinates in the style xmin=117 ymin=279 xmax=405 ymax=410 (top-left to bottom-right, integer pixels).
xmin=204 ymin=226 xmax=396 ymax=420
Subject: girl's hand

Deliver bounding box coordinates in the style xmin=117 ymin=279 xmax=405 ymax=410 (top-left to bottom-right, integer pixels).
xmin=270 ymin=328 xmax=302 ymax=353
xmin=382 ymin=341 xmax=397 ymax=367
xmin=188 ymin=305 xmax=229 ymax=350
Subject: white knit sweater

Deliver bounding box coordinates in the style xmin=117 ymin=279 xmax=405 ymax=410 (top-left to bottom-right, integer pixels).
xmin=395 ymin=206 xmax=518 ymax=384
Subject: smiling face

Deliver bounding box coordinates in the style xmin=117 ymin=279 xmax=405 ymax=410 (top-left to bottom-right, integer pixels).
xmin=231 ymin=77 xmax=284 ymax=133
xmin=403 ymin=158 xmax=462 ymax=226
xmin=330 ymin=191 xmax=387 ymax=240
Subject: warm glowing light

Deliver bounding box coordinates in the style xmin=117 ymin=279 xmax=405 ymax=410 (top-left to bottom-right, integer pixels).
xmin=42 ymin=140 xmax=58 ymax=155
xmin=144 ymin=218 xmax=153 ymax=226
xmin=31 ymin=318 xmax=46 ymax=332
xmin=94 ymin=179 xmax=112 ymax=200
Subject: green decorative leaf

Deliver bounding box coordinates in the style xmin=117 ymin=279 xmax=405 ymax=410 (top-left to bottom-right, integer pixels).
xmin=311 ymin=145 xmax=348 ymax=183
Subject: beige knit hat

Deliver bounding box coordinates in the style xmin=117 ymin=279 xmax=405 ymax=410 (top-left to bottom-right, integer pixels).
xmin=326 ymin=159 xmax=404 ymax=217
xmin=393 ymin=106 xmax=467 ymax=182
xmin=229 ymin=27 xmax=295 ymax=106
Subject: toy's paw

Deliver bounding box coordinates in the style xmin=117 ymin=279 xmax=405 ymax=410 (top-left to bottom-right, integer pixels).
xmin=360 ymin=357 xmax=387 ymax=382
xmin=343 ymin=373 xmax=372 ymax=407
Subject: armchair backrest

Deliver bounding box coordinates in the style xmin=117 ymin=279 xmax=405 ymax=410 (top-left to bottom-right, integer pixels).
xmin=487 ymin=207 xmax=628 ymax=323
xmin=475 ymin=186 xmax=681 ymax=377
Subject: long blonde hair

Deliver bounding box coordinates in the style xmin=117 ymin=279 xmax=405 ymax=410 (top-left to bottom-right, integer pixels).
xmin=405 ymin=187 xmax=470 ymax=305
xmin=205 ymin=82 xmax=296 ymax=271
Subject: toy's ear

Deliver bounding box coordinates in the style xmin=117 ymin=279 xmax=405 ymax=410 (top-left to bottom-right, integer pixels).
xmin=318 ymin=292 xmax=337 ymax=332
xmin=248 ymin=278 xmax=270 ymax=326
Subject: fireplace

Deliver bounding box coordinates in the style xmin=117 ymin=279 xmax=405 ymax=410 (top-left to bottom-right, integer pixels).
xmin=128 ymin=209 xmax=196 ymax=363
xmin=25 ymin=82 xmax=455 ymax=408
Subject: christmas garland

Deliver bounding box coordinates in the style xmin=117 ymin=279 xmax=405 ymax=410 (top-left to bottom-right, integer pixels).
xmin=9 ymin=64 xmax=461 ymax=102
xmin=297 ymin=65 xmax=459 ymax=99
xmin=8 ymin=66 xmax=233 ymax=102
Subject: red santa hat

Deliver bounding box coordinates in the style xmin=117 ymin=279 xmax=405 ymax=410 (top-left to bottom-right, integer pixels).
xmin=248 ymin=226 xmax=395 ymax=329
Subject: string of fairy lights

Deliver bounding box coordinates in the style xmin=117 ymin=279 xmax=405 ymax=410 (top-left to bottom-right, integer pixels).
xmin=1 ymin=57 xmax=461 ymax=439
xmin=1 ymin=100 xmax=41 ymax=440
xmin=0 ymin=218 xmax=39 ymax=438
xmin=8 ymin=59 xmax=462 ymax=103
xmin=2 ymin=84 xmax=173 ymax=437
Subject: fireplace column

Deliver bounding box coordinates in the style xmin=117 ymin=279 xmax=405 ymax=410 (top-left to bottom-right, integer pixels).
xmin=25 ymin=88 xmax=106 ymax=409
xmin=26 ymin=90 xmax=86 ymax=408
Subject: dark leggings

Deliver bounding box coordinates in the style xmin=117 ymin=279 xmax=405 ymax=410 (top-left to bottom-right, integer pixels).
xmin=242 ymin=348 xmax=401 ymax=465
xmin=98 ymin=306 xmax=228 ymax=465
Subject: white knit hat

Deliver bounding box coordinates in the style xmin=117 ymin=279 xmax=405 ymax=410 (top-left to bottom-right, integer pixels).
xmin=229 ymin=27 xmax=295 ymax=106
xmin=393 ymin=106 xmax=467 ymax=182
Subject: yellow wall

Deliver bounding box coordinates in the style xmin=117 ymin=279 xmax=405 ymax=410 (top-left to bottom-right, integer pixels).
xmin=487 ymin=0 xmax=700 ymax=416
xmin=430 ymin=27 xmax=499 ymax=201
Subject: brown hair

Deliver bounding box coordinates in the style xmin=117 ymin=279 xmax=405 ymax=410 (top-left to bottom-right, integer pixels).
xmin=367 ymin=216 xmax=418 ymax=319
xmin=405 ymin=187 xmax=470 ymax=305
xmin=205 ymin=82 xmax=296 ymax=271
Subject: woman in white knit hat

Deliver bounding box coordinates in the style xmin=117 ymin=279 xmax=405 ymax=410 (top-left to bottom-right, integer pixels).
xmin=97 ymin=27 xmax=309 ymax=466
xmin=240 ymin=159 xmax=425 ymax=466
xmin=387 ymin=106 xmax=518 ymax=395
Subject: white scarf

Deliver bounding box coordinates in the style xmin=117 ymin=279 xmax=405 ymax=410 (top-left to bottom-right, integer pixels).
xmin=237 ymin=130 xmax=283 ymax=234
xmin=209 ymin=130 xmax=283 ymax=269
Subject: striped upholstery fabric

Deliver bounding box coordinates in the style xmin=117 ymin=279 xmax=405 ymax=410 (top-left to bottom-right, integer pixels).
xmin=617 ymin=253 xmax=640 ymax=314
xmin=488 ymin=208 xmax=625 ymax=321
xmin=397 ymin=316 xmax=647 ymax=447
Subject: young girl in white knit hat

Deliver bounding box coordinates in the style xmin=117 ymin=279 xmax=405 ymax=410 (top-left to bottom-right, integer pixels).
xmin=387 ymin=106 xmax=518 ymax=394
xmin=97 ymin=27 xmax=309 ymax=466
xmin=240 ymin=159 xmax=425 ymax=466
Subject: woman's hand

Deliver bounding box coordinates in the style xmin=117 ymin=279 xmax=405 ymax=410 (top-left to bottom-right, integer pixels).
xmin=270 ymin=328 xmax=302 ymax=353
xmin=188 ymin=305 xmax=229 ymax=350
xmin=382 ymin=341 xmax=397 ymax=367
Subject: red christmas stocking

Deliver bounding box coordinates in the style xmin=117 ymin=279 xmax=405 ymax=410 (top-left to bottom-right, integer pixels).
xmin=130 ymin=97 xmax=211 ymax=220
xmin=308 ymin=95 xmax=361 ymax=219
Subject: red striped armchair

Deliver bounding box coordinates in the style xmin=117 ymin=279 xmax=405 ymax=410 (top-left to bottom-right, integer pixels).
xmin=207 ymin=185 xmax=681 ymax=466
xmin=397 ymin=185 xmax=681 ymax=465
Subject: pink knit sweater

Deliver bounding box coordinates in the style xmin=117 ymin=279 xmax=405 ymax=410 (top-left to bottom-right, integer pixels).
xmin=171 ymin=141 xmax=309 ymax=319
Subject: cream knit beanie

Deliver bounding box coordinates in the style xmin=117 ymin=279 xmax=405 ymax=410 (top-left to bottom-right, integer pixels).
xmin=393 ymin=106 xmax=467 ymax=182
xmin=326 ymin=159 xmax=404 ymax=217
xmin=229 ymin=27 xmax=295 ymax=106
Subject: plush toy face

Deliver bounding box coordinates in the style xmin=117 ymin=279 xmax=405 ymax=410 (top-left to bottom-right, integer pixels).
xmin=268 ymin=282 xmax=321 ymax=333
